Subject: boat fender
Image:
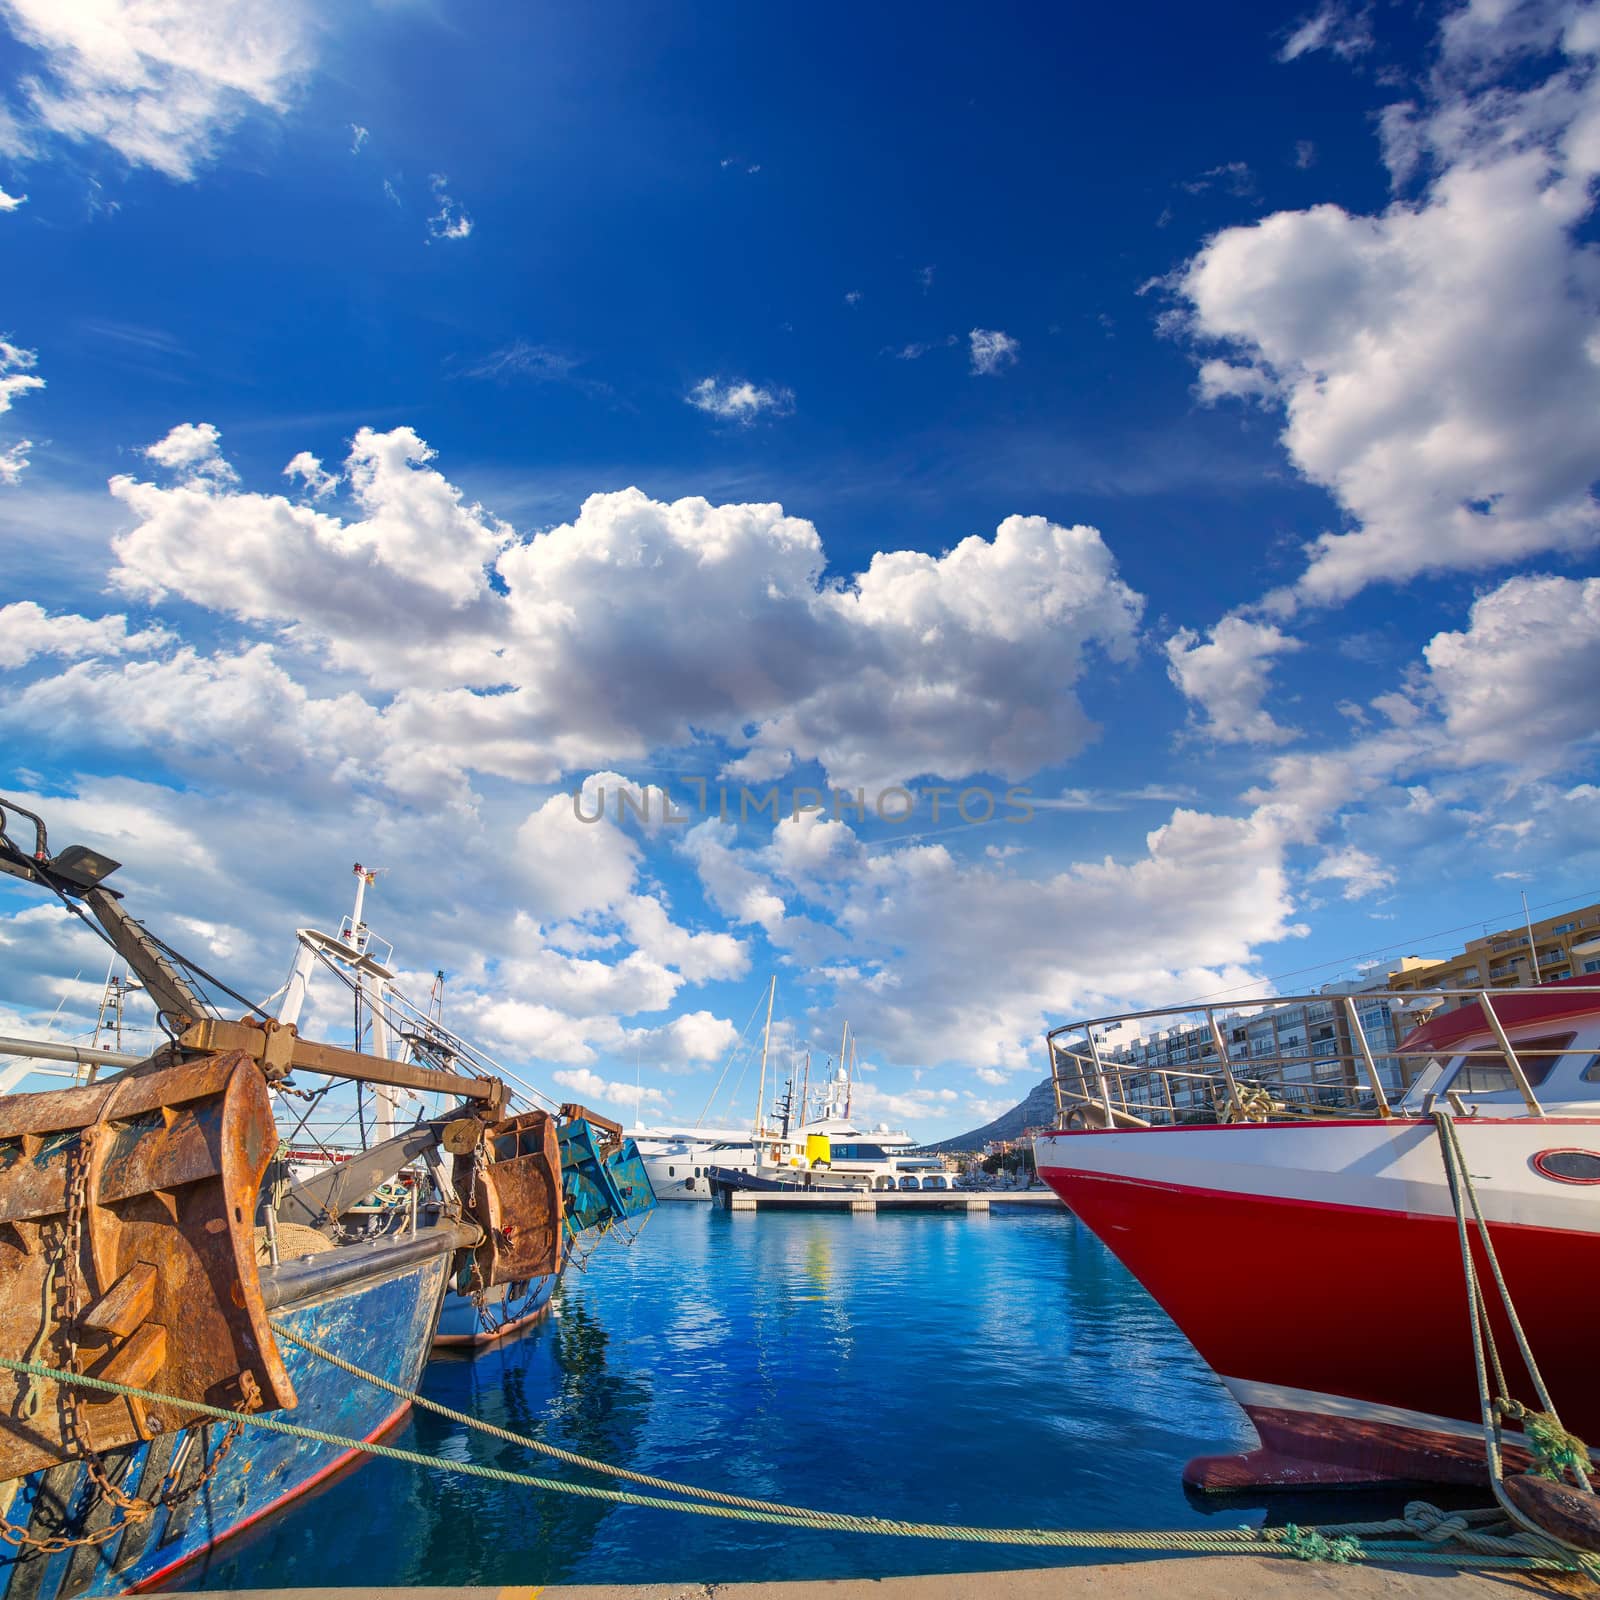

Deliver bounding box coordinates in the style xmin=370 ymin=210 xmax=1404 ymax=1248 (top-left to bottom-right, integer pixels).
xmin=1502 ymin=1474 xmax=1600 ymax=1555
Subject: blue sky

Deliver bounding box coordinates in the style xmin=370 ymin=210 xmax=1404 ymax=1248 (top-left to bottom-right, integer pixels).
xmin=2 ymin=0 xmax=1598 ymax=1138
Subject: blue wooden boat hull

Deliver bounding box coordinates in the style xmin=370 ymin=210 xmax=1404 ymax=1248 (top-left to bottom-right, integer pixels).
xmin=433 ymin=1120 xmax=654 ymax=1353
xmin=1 ymin=1247 xmax=449 ymax=1599
xmin=433 ymin=1270 xmax=558 ymax=1348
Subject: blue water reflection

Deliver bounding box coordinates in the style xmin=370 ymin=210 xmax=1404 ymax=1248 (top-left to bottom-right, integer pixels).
xmin=174 ymin=1207 xmax=1315 ymax=1587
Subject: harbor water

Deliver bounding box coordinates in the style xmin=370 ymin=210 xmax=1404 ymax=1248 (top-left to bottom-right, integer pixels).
xmin=172 ymin=1206 xmax=1397 ymax=1588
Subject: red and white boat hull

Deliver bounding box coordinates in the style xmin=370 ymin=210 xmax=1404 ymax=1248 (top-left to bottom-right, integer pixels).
xmin=1034 ymin=1117 xmax=1600 ymax=1491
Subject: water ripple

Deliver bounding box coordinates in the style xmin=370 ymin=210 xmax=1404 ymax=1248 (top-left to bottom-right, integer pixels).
xmin=176 ymin=1206 xmax=1414 ymax=1588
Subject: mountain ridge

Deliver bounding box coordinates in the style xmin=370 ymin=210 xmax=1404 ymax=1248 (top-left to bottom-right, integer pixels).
xmin=927 ymin=1074 xmax=1057 ymax=1151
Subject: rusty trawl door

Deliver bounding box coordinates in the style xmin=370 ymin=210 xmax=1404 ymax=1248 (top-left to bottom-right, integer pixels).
xmin=0 ymin=1050 xmax=293 ymax=1480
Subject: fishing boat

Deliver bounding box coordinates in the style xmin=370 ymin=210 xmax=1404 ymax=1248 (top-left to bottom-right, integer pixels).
xmin=0 ymin=799 xmax=571 ymax=1593
xmin=264 ymin=867 xmax=653 ymax=1349
xmin=1033 ymin=979 xmax=1600 ymax=1494
xmin=432 ymin=1105 xmax=652 ymax=1347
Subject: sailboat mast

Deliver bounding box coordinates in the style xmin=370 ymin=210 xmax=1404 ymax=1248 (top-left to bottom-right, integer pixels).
xmin=847 ymin=1033 xmax=857 ymax=1119
xmin=753 ymin=976 xmax=776 ymax=1140
xmin=800 ymin=1048 xmax=811 ymax=1130
xmin=838 ymin=1017 xmax=851 ymax=1120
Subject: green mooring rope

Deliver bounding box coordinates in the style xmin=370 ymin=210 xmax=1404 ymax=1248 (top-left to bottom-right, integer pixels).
xmin=0 ymin=1352 xmax=1579 ymax=1570
xmin=1432 ymin=1112 xmax=1597 ymax=1520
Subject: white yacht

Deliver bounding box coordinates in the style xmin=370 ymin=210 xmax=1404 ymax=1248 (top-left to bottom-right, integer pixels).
xmin=632 ymin=1126 xmax=752 ymax=1201
xmin=634 ymin=989 xmax=922 ymax=1199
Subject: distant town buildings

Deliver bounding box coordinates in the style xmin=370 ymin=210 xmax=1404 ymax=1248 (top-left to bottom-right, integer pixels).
xmin=1052 ymin=898 xmax=1600 ymax=1120
xmin=1084 ymin=980 xmax=1409 ymax=1115
xmin=1386 ymin=901 xmax=1600 ymax=1005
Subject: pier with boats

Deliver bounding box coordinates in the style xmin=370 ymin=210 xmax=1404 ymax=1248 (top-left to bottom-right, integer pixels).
xmin=713 ymin=1183 xmax=1060 ymax=1210
xmin=0 ymin=798 xmax=1597 ymax=1595
xmin=635 ymin=981 xmax=986 ymax=1206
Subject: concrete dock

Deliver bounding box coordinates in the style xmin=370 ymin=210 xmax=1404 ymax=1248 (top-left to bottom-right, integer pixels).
xmin=717 ymin=1188 xmax=1062 ymax=1213
xmin=149 ymin=1556 xmax=1597 ymax=1599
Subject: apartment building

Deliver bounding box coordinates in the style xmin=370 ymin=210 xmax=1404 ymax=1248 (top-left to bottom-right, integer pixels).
xmin=1387 ymin=901 xmax=1600 ymax=1005
xmin=1053 ymin=902 xmax=1600 ymax=1122
xmin=1079 ymin=980 xmax=1408 ymax=1117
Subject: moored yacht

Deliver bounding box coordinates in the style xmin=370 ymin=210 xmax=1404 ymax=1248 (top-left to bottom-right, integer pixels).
xmin=637 ymin=1109 xmax=923 ymax=1199
xmin=634 ymin=986 xmax=918 ymax=1199
xmin=633 ymin=1126 xmax=752 ymax=1200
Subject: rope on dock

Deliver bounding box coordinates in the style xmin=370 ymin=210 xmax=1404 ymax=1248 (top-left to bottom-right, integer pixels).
xmin=0 ymin=1352 xmax=1584 ymax=1571
xmin=1432 ymin=1107 xmax=1599 ymax=1571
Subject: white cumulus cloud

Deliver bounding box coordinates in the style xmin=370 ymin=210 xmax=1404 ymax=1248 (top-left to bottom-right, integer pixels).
xmin=1177 ymin=2 xmax=1600 ymax=604
xmin=550 ymin=1068 xmax=667 ymax=1111
xmin=0 ymin=337 xmax=43 ymax=415
xmin=685 ymin=376 xmax=794 ymax=423
xmin=1307 ymin=845 xmax=1393 ymax=900
xmin=0 ymin=0 xmax=312 ymax=180
xmin=142 ymin=420 xmax=238 ymax=485
xmin=426 ymin=173 xmax=472 ymax=240
xmin=0 ymin=602 xmax=168 ymax=670
xmin=690 ymin=805 xmax=1300 ymax=1071
xmin=98 ymin=427 xmax=1146 ymax=794
xmin=1193 ymin=358 xmax=1278 ymax=406
xmin=968 ymin=328 xmax=1019 ymax=375
xmin=1423 ymin=573 xmax=1600 ymax=775
xmin=283 ymin=450 xmax=338 ymax=499
xmin=1279 ymin=3 xmax=1372 ymax=63
xmin=1165 ymin=616 xmax=1303 ymax=745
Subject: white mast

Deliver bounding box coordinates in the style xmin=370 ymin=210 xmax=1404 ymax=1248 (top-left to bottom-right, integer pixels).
xmin=363 ymin=967 xmax=400 ymax=1140
xmin=753 ymin=976 xmax=776 ymax=1141
xmin=1522 ymin=892 xmax=1543 ymax=983
xmin=279 ymin=864 xmax=378 ymax=1030
xmin=347 ymin=865 xmax=401 ymax=1140
xmin=276 ymin=861 xmax=404 ymax=1140
xmin=826 ymin=1019 xmax=850 ymax=1120
xmin=349 ymin=862 xmax=373 ymax=945
xmin=278 ymin=941 xmax=318 ymax=1030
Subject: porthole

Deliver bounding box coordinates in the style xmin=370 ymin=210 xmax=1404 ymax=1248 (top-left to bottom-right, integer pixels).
xmin=1531 ymin=1149 xmax=1600 ymax=1185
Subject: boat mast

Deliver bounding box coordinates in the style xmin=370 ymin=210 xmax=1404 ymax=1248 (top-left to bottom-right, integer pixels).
xmin=753 ymin=975 xmax=776 ymax=1141
xmin=800 ymin=1048 xmax=811 ymax=1130
xmin=846 ymin=1031 xmax=856 ymax=1120
xmin=834 ymin=1020 xmax=851 ymax=1120
xmin=349 ymin=861 xmax=374 ymax=945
